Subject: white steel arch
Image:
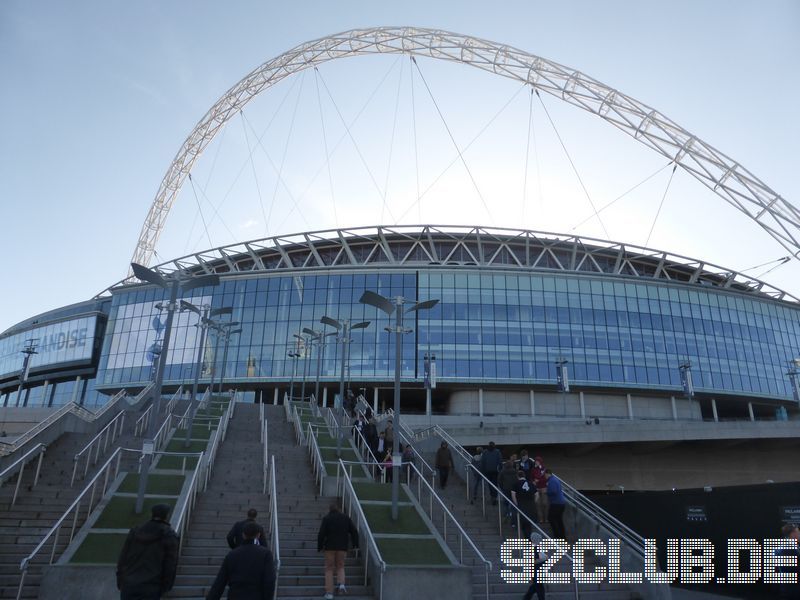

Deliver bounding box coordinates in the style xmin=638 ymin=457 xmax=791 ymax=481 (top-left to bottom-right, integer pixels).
xmin=129 ymin=26 xmax=798 ymax=277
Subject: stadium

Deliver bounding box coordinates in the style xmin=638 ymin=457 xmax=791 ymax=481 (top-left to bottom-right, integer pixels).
xmin=1 ymin=25 xmax=798 ymax=600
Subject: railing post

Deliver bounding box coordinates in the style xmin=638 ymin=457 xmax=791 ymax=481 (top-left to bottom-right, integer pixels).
xmin=33 ymin=451 xmax=44 ymax=487
xmin=12 ymin=462 xmax=26 ymax=506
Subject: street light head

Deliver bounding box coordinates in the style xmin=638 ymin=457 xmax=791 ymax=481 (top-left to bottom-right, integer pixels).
xmin=222 ymin=321 xmax=240 ymax=329
xmin=351 ymin=321 xmax=371 ymax=330
xmin=302 ymin=327 xmax=320 ymax=337
xmin=321 ymin=316 xmax=342 ymax=330
xmin=230 ymin=328 xmax=242 ymax=335
xmin=131 ymin=263 xmax=168 ymax=289
xmin=210 ymin=306 xmax=233 ymax=318
xmin=407 ymin=299 xmax=440 ymax=313
xmin=359 ymin=291 xmax=395 ymax=315
xmin=180 ymin=300 xmax=201 ymax=315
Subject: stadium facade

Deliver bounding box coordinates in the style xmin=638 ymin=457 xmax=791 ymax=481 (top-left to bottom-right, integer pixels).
xmin=2 ymin=225 xmax=799 ymax=425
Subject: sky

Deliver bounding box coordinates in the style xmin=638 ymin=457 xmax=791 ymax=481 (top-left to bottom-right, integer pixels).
xmin=1 ymin=0 xmax=798 ymax=332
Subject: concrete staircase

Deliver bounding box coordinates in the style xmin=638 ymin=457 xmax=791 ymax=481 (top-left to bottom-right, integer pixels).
xmin=169 ymin=401 xmax=267 ymax=598
xmin=267 ymin=404 xmax=373 ymax=600
xmin=0 ymin=419 xmax=142 ymax=599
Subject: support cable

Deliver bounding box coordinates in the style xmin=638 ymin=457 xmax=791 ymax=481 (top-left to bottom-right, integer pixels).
xmin=183 ymin=127 xmax=229 ymax=255
xmin=315 ymin=67 xmax=397 ymax=223
xmin=397 ymin=81 xmax=527 ymax=222
xmin=265 ymin=71 xmax=307 ymax=236
xmin=188 ymin=173 xmax=214 ymax=250
xmin=645 ymin=164 xmax=678 ymax=247
xmin=410 ymin=56 xmax=421 ymax=223
xmin=313 ymin=67 xmax=339 ymax=228
xmin=522 ymin=88 xmax=533 ymax=226
xmin=381 ymin=58 xmax=404 ymax=224
xmin=410 ymin=56 xmax=494 ymax=225
xmin=754 ymin=258 xmax=790 ymax=279
xmin=535 ymin=90 xmax=608 ymax=237
xmin=240 ymin=110 xmax=312 ymax=233
xmin=186 ymin=75 xmax=303 ymax=252
xmin=569 ymin=161 xmax=674 ymax=232
xmin=742 ymin=256 xmax=791 ymax=273
xmin=240 ymin=110 xmax=270 ymax=239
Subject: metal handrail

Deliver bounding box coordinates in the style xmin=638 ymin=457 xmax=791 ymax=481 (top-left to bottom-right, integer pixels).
xmin=262 ymin=421 xmax=269 ymax=494
xmin=292 ymin=405 xmax=306 ymax=445
xmin=414 ymin=425 xmax=580 ymax=598
xmin=336 ymin=458 xmax=386 ymax=599
xmin=133 ymin=383 xmax=160 ymax=436
xmin=17 ymin=446 xmax=127 ymax=599
xmin=0 ymin=401 xmax=94 ymax=457
xmin=85 ymin=389 xmax=128 ymax=422
xmin=71 ymin=409 xmax=126 ymax=486
xmin=202 ymin=394 xmax=235 ymax=491
xmin=172 ymin=450 xmax=205 ymax=559
xmin=388 ymin=459 xmax=492 ymax=600
xmin=0 ymin=443 xmax=46 ymax=506
xmin=268 ymin=455 xmax=280 ymax=600
xmin=306 ymin=422 xmax=327 ymax=496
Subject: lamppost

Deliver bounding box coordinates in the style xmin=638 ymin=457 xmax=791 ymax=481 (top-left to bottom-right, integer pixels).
xmin=180 ymin=301 xmax=232 ymax=446
xmin=16 ymin=340 xmax=38 ymax=407
xmin=302 ymin=327 xmax=337 ymax=405
xmin=216 ymin=325 xmax=242 ymax=396
xmin=359 ymin=290 xmax=439 ymax=521
xmin=208 ymin=320 xmax=239 ymax=401
xmin=423 ymin=352 xmax=437 ymax=417
xmin=555 ymin=358 xmax=569 ymax=417
xmin=293 ymin=332 xmax=312 ymax=402
xmin=786 ymin=358 xmax=800 ymax=406
xmin=321 ymin=316 xmax=370 ymax=457
xmin=130 ymin=262 xmax=219 ymax=514
xmin=678 ymin=360 xmax=695 ymax=419
xmin=287 ymin=348 xmax=301 ymax=401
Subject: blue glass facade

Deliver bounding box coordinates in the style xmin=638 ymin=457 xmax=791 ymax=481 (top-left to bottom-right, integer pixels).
xmin=95 ymin=268 xmax=800 ymax=401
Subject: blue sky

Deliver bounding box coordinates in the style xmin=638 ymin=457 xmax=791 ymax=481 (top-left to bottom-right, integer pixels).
xmin=1 ymin=0 xmax=798 ymax=332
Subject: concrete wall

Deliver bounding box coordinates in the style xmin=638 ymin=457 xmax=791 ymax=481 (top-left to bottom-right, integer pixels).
xmin=39 ymin=565 xmax=117 ymax=600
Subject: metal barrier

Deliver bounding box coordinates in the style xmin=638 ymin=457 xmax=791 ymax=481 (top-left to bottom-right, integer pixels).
xmin=414 ymin=424 xmax=581 ymax=599
xmin=71 ymin=409 xmax=126 ymax=486
xmin=0 ymin=443 xmax=46 ymax=506
xmin=0 ymin=401 xmax=94 ymax=458
xmin=262 ymin=420 xmax=269 ymax=494
xmin=336 ymin=458 xmax=386 ymax=599
xmin=306 ymin=423 xmax=327 ymax=496
xmin=202 ymin=395 xmax=235 ymax=490
xmin=17 ymin=446 xmax=126 ymax=599
xmin=267 ymin=455 xmax=280 ymax=600
xmin=171 ymin=450 xmax=206 ymax=558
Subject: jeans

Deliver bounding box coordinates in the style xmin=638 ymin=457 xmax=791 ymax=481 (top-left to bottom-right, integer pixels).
xmin=523 ymin=582 xmax=545 ymax=600
xmin=548 ymin=503 xmax=566 ymax=540
xmin=437 ymin=466 xmax=450 ymax=488
xmin=486 ymin=472 xmax=499 ymax=499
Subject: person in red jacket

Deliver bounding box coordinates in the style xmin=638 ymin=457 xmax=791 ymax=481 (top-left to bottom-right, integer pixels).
xmin=531 ymin=456 xmax=548 ymax=524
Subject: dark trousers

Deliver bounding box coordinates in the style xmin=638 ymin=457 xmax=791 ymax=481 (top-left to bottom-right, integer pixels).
xmin=471 ymin=471 xmax=481 ymax=499
xmin=548 ymin=503 xmax=566 ymax=540
xmin=486 ymin=472 xmax=499 ymax=498
xmin=437 ymin=466 xmax=450 ymax=488
xmin=523 ymin=582 xmax=545 ymax=600
xmin=121 ymin=590 xmax=161 ymax=600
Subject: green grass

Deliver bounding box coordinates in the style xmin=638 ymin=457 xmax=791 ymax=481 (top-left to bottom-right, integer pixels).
xmin=362 ymin=504 xmax=430 ymax=535
xmin=70 ymin=533 xmax=129 ymax=564
xmin=117 ymin=473 xmax=185 ymax=495
xmin=353 ymin=482 xmax=410 ymax=502
xmin=320 ymin=447 xmax=359 ymax=462
xmin=164 ymin=439 xmax=208 ymax=453
xmin=376 ymin=537 xmax=450 ymax=565
xmin=157 ymin=454 xmax=200 ymax=470
xmin=315 ymin=432 xmax=337 ymax=446
xmin=93 ymin=496 xmax=178 ymax=529
xmin=175 ymin=423 xmax=216 ymax=440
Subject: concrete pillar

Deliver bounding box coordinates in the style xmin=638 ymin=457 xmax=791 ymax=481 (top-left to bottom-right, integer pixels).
xmin=626 ymin=393 xmax=634 ymax=420
xmin=711 ymin=398 xmax=719 ymax=422
xmin=322 ymin=387 xmax=328 ymax=407
xmin=273 ymin=388 xmax=279 ymax=405
xmin=748 ymin=402 xmax=755 ymax=422
xmin=478 ymin=388 xmax=484 ymax=417
xmin=41 ymin=381 xmax=50 ymax=407
xmin=579 ymin=391 xmax=586 ymax=419
xmin=529 ymin=389 xmax=535 ymax=416
xmin=670 ymin=396 xmax=677 ymax=421
xmin=373 ymin=388 xmax=379 ymax=413
xmin=70 ymin=376 xmax=82 ymax=404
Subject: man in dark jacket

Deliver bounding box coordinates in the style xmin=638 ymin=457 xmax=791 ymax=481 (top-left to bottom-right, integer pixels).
xmin=435 ymin=441 xmax=454 ymax=489
xmin=480 ymin=441 xmax=503 ymax=504
xmin=227 ymin=508 xmax=267 ymax=549
xmin=207 ymin=521 xmax=276 ymax=600
xmin=116 ymin=503 xmax=179 ymax=600
xmin=317 ymin=502 xmax=359 ymax=600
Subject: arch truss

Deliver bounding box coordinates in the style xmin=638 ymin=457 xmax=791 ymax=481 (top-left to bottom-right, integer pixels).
xmin=130 ymin=26 xmax=797 ymax=277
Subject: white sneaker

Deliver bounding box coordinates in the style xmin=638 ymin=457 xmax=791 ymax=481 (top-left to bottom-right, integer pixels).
xmin=323 ymin=594 xmax=334 ymax=600
xmin=337 ymin=584 xmax=347 ymax=595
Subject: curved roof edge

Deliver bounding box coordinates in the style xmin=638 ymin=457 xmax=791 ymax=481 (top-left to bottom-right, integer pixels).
xmin=103 ymin=225 xmax=799 ymax=304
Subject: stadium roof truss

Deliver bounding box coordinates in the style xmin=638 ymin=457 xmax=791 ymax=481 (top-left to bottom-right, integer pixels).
xmin=109 ymin=225 xmax=799 ymax=304
xmin=130 ymin=27 xmax=798 ymax=277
